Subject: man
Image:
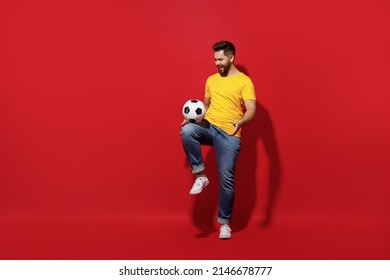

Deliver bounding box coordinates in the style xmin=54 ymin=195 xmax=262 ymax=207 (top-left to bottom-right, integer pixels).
xmin=181 ymin=41 xmax=256 ymax=239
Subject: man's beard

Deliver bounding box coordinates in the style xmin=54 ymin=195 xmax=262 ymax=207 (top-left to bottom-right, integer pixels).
xmin=218 ymin=62 xmax=231 ymax=77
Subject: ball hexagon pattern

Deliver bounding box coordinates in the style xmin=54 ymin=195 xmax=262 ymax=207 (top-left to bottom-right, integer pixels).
xmin=182 ymin=99 xmax=206 ymax=123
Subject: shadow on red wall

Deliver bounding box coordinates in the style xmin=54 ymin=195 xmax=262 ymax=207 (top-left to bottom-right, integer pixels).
xmin=189 ymin=66 xmax=282 ymax=237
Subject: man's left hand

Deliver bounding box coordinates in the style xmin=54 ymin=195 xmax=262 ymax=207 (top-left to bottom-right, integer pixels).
xmin=228 ymin=120 xmax=243 ymax=136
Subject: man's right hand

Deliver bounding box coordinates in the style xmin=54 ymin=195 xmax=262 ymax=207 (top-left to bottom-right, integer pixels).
xmin=180 ymin=119 xmax=189 ymax=126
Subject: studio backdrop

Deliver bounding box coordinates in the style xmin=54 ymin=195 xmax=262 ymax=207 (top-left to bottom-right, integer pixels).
xmin=1 ymin=0 xmax=389 ymax=259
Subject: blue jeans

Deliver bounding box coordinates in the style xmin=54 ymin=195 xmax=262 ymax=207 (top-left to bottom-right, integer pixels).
xmin=181 ymin=120 xmax=241 ymax=225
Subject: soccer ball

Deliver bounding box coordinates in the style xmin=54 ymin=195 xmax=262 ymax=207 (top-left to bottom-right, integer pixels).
xmin=182 ymin=99 xmax=206 ymax=123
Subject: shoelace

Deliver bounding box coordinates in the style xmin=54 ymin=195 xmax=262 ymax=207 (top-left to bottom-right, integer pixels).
xmin=195 ymin=177 xmax=205 ymax=186
xmin=221 ymin=224 xmax=231 ymax=232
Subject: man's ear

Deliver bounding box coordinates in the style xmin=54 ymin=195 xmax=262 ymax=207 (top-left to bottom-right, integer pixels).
xmin=229 ymin=55 xmax=235 ymax=63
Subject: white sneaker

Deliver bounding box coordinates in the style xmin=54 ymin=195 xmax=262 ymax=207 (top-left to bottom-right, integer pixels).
xmin=189 ymin=176 xmax=209 ymax=195
xmin=219 ymin=224 xmax=232 ymax=239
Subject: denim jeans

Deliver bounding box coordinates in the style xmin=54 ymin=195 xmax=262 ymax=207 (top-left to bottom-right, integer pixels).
xmin=181 ymin=120 xmax=241 ymax=224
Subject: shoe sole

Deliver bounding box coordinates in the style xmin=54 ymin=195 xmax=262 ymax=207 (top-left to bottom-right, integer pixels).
xmin=219 ymin=234 xmax=232 ymax=239
xmin=189 ymin=181 xmax=209 ymax=195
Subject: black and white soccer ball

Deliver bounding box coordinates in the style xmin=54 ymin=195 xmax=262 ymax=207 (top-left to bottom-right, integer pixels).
xmin=182 ymin=99 xmax=206 ymax=123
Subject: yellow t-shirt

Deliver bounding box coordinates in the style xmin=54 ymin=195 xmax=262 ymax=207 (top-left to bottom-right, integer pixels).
xmin=204 ymin=72 xmax=256 ymax=138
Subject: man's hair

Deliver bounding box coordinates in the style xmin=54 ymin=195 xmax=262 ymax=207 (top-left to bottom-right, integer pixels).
xmin=212 ymin=41 xmax=236 ymax=56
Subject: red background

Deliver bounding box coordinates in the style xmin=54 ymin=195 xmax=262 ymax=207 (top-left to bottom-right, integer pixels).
xmin=1 ymin=0 xmax=389 ymax=259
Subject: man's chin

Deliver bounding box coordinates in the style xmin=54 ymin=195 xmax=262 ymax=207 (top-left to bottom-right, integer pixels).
xmin=218 ymin=69 xmax=227 ymax=77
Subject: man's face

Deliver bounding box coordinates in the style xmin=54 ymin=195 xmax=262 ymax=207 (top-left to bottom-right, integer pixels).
xmin=214 ymin=50 xmax=233 ymax=76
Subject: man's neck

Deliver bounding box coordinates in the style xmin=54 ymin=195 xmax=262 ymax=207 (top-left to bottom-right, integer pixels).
xmin=226 ymin=65 xmax=240 ymax=77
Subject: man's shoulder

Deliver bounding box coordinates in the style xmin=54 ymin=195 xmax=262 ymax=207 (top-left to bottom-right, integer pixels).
xmin=237 ymin=72 xmax=253 ymax=82
xmin=206 ymin=73 xmax=220 ymax=80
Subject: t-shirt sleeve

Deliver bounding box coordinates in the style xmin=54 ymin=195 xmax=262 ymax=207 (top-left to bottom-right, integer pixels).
xmin=242 ymin=78 xmax=256 ymax=100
